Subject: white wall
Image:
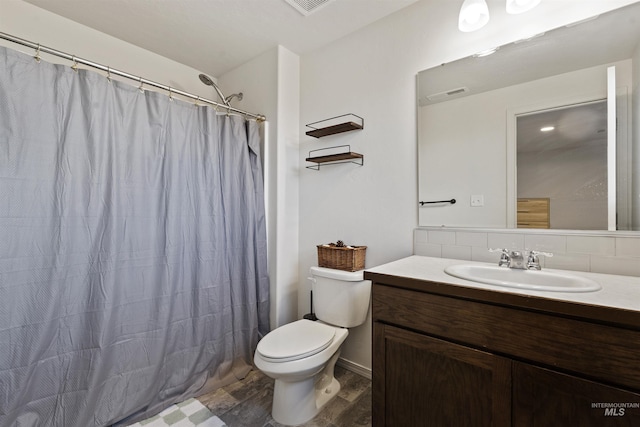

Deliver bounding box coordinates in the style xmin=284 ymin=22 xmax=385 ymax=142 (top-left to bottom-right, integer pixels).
xmin=273 ymin=47 xmax=301 ymax=328
xmin=299 ymin=0 xmax=639 ymax=373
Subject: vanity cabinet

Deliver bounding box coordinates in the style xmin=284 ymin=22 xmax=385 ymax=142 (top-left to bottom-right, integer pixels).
xmin=368 ymin=275 xmax=640 ymax=427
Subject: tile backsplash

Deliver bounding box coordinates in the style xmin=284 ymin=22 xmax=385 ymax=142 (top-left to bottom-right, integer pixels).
xmin=414 ymin=227 xmax=640 ymax=277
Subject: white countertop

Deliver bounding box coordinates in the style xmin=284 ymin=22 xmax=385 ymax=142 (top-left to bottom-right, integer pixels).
xmin=366 ymin=255 xmax=640 ymax=313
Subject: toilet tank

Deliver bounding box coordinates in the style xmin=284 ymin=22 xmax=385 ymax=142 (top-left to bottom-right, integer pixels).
xmin=310 ymin=266 xmax=371 ymax=328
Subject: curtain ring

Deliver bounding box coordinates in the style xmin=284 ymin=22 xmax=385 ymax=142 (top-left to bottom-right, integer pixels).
xmin=71 ymin=55 xmax=79 ymax=72
xmin=195 ymin=96 xmax=200 ymax=107
xmin=226 ymin=105 xmax=231 ymax=117
xmin=34 ymin=44 xmax=41 ymax=63
xmin=168 ymin=87 xmax=173 ymax=101
xmin=106 ymin=66 xmax=112 ymax=82
xmin=138 ymin=77 xmax=144 ymax=93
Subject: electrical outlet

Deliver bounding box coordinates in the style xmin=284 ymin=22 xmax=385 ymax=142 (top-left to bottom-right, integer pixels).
xmin=471 ymin=195 xmax=484 ymax=207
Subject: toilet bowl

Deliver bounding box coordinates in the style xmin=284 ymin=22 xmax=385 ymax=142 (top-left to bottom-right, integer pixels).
xmin=254 ymin=267 xmax=371 ymax=426
xmin=254 ymin=319 xmax=348 ymax=425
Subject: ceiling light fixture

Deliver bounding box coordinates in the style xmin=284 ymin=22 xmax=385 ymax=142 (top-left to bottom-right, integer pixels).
xmin=540 ymin=126 xmax=555 ymax=132
xmin=458 ymin=0 xmax=490 ymax=32
xmin=506 ymin=0 xmax=541 ymax=15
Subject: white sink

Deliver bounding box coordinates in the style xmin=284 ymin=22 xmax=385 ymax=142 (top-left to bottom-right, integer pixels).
xmin=444 ymin=264 xmax=601 ymax=293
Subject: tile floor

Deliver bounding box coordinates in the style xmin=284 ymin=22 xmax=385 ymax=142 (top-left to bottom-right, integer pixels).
xmin=197 ymin=366 xmax=372 ymax=427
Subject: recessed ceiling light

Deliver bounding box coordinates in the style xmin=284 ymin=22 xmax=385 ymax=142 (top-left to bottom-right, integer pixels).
xmin=540 ymin=126 xmax=555 ymax=132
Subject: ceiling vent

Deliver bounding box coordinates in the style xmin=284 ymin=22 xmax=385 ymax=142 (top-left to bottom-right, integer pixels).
xmin=283 ymin=0 xmax=334 ymax=16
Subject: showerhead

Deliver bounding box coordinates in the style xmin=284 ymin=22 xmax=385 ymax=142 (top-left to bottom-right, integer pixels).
xmin=198 ymin=73 xmax=215 ymax=86
xmin=225 ymin=93 xmax=243 ymax=104
xmin=197 ymin=73 xmax=230 ymax=106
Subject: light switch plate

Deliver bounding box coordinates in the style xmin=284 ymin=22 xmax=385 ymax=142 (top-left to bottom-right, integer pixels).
xmin=471 ymin=195 xmax=484 ymax=207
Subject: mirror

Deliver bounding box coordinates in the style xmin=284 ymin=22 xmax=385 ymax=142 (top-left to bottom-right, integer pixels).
xmin=417 ymin=2 xmax=640 ymax=231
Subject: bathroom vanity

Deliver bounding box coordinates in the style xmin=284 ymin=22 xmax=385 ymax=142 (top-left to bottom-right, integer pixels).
xmin=365 ymin=256 xmax=640 ymax=426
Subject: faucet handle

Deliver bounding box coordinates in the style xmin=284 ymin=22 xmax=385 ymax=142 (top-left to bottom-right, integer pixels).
xmin=526 ymin=250 xmax=553 ymax=270
xmin=488 ymin=248 xmax=509 ymax=254
xmin=528 ymin=250 xmax=553 ymax=258
xmin=489 ymin=248 xmax=511 ymax=267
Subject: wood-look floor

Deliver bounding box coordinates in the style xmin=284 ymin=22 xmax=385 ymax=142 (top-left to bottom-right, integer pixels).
xmin=197 ymin=366 xmax=372 ymax=427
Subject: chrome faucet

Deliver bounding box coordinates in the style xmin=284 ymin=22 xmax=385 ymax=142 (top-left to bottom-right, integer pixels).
xmin=509 ymin=250 xmax=526 ymax=269
xmin=489 ymin=248 xmax=553 ymax=270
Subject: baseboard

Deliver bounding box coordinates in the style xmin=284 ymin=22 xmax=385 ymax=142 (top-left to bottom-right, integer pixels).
xmin=337 ymin=357 xmax=372 ymax=380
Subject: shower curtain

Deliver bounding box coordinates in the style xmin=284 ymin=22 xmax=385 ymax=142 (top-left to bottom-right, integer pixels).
xmin=0 ymin=45 xmax=269 ymax=426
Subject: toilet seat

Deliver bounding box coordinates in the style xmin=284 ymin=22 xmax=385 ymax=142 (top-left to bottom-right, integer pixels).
xmin=257 ymin=320 xmax=336 ymax=363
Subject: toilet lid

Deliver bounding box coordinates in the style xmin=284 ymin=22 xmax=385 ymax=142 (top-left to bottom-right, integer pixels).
xmin=257 ymin=319 xmax=336 ymax=362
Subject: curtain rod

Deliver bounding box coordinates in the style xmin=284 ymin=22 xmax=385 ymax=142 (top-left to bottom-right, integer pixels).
xmin=0 ymin=31 xmax=266 ymax=122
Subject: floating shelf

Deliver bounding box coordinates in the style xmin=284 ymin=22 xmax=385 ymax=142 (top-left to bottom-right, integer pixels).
xmin=306 ymin=145 xmax=364 ymax=170
xmin=305 ymin=114 xmax=364 ymax=138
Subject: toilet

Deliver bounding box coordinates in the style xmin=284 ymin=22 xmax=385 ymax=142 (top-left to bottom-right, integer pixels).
xmin=254 ymin=266 xmax=371 ymax=426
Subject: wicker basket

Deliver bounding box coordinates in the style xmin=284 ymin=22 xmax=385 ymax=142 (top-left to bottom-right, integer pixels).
xmin=317 ymin=244 xmax=367 ymax=272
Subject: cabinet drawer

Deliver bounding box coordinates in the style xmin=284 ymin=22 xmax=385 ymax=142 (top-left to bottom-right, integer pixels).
xmin=373 ymin=283 xmax=640 ymax=392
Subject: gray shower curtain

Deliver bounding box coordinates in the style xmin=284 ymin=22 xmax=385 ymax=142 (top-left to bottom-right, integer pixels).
xmin=0 ymin=45 xmax=269 ymax=426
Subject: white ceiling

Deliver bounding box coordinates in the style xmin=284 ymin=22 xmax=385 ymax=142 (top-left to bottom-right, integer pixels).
xmin=24 ymin=0 xmax=419 ymax=77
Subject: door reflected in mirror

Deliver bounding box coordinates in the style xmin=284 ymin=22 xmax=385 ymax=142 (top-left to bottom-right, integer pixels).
xmin=516 ymin=101 xmax=607 ymax=230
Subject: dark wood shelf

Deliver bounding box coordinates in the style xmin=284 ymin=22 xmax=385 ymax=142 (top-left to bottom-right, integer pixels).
xmin=305 ymin=151 xmax=363 ymax=170
xmin=306 ymin=152 xmax=363 ymax=164
xmin=305 ymin=121 xmax=363 ymax=138
xmin=305 ymin=114 xmax=364 ymax=138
